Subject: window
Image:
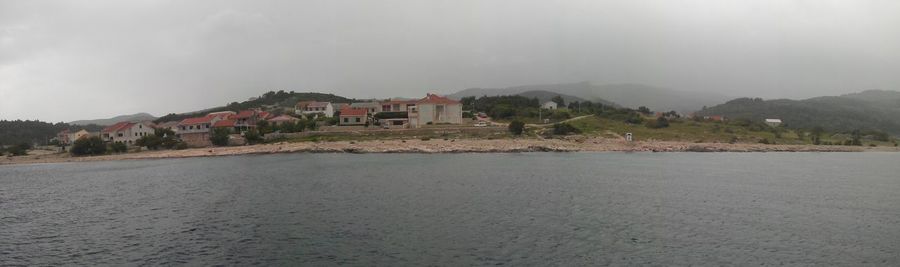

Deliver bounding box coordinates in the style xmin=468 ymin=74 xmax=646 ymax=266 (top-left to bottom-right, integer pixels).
xmin=190 ymin=125 xmax=194 ymax=130
xmin=343 ymin=118 xmax=349 ymax=123
xmin=355 ymin=118 xmax=361 ymax=122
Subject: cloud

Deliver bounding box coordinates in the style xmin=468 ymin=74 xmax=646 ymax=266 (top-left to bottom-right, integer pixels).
xmin=1 ymin=0 xmax=899 ymax=121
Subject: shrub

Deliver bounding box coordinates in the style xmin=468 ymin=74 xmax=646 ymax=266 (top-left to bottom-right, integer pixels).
xmin=646 ymin=117 xmax=670 ymax=129
xmin=71 ymin=136 xmax=107 ymax=156
xmin=174 ymin=141 xmax=189 ymax=150
xmin=110 ymin=142 xmax=128 ymax=153
xmin=758 ymin=138 xmax=770 ymax=144
xmin=210 ymin=128 xmax=231 ymax=146
xmin=508 ymin=120 xmax=525 ymax=136
xmin=6 ymin=143 xmax=28 ymax=156
xmin=552 ymin=123 xmax=581 ymax=135
xmin=135 ymin=135 xmax=162 ymax=150
xmin=244 ymin=129 xmax=262 ymax=145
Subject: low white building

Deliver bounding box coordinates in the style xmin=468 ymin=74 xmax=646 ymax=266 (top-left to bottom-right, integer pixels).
xmin=296 ymin=101 xmax=335 ymax=118
xmin=542 ymin=101 xmax=558 ymax=110
xmin=765 ymin=119 xmax=783 ymax=127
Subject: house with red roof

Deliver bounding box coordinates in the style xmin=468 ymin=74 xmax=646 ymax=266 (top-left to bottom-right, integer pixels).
xmin=409 ymin=93 xmax=463 ymax=128
xmin=177 ymin=114 xmax=224 ymax=147
xmin=339 ymin=107 xmax=368 ymax=126
xmin=101 ymin=121 xmax=155 ymax=145
xmin=296 ymin=101 xmax=335 ymax=118
xmin=232 ymin=110 xmax=263 ymax=131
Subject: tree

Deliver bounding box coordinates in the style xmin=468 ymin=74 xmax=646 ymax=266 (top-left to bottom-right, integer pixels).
xmin=6 ymin=142 xmax=30 ymax=156
xmin=637 ymin=106 xmax=651 ymax=115
xmin=71 ymin=136 xmax=107 ymax=156
xmin=210 ymin=128 xmax=231 ymax=146
xmin=551 ymin=95 xmax=565 ymax=107
xmin=851 ymin=129 xmax=863 ymax=146
xmin=508 ymin=120 xmax=525 ymax=135
xmin=646 ymin=117 xmax=670 ymax=129
xmin=552 ymin=123 xmax=581 ymax=135
xmin=244 ymin=129 xmax=262 ymax=145
xmin=256 ymin=120 xmax=273 ymax=135
xmin=110 ymin=142 xmax=128 ymax=153
xmin=135 ymin=135 xmax=163 ymax=150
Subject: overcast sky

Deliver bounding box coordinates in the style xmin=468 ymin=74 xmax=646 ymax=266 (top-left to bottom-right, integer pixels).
xmin=1 ymin=0 xmax=898 ymax=122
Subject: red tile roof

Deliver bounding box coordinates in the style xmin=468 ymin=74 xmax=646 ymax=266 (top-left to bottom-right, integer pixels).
xmin=179 ymin=116 xmax=216 ymax=125
xmin=258 ymin=111 xmax=272 ymax=119
xmin=102 ymin=122 xmax=135 ymax=133
xmin=339 ymin=107 xmax=368 ymax=117
xmin=212 ymin=119 xmax=235 ymax=128
xmin=232 ymin=110 xmax=257 ymax=119
xmin=418 ymin=93 xmax=460 ymax=105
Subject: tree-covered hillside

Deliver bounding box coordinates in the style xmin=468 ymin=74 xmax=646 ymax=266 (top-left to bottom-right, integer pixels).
xmin=0 ymin=120 xmax=103 ymax=146
xmin=697 ymin=90 xmax=900 ymax=135
xmin=155 ymin=90 xmax=355 ymax=123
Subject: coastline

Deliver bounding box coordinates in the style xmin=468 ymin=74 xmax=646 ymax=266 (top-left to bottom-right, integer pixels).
xmin=3 ymin=137 xmax=897 ymax=166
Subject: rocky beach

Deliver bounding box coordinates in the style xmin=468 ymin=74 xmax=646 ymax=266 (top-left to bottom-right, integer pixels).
xmin=3 ymin=137 xmax=894 ymax=166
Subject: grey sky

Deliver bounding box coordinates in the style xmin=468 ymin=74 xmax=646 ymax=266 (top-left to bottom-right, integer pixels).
xmin=1 ymin=0 xmax=898 ymax=122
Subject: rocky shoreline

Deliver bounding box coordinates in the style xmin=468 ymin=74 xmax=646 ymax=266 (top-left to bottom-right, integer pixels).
xmin=3 ymin=137 xmax=895 ymax=166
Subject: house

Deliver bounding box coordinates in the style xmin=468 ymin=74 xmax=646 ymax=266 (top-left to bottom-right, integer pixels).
xmin=765 ymin=119 xmax=783 ymax=127
xmin=177 ymin=115 xmax=224 ymax=147
xmin=409 ymin=94 xmax=463 ymax=128
xmin=232 ymin=110 xmax=262 ymax=131
xmin=381 ymin=99 xmax=417 ymax=112
xmin=704 ymin=115 xmax=725 ymax=122
xmin=67 ymin=129 xmax=92 ymax=143
xmin=267 ymin=115 xmax=300 ymax=126
xmin=55 ymin=130 xmax=71 ymax=145
xmin=296 ymin=101 xmax=334 ymax=117
xmin=350 ymin=102 xmax=382 ymax=114
xmin=332 ymin=103 xmax=350 ymax=113
xmin=339 ymin=107 xmax=368 ymax=126
xmin=212 ymin=119 xmax=236 ymax=132
xmin=542 ymin=101 xmax=558 ymax=110
xmin=101 ymin=121 xmax=155 ymax=145
xmin=154 ymin=121 xmax=180 ymax=135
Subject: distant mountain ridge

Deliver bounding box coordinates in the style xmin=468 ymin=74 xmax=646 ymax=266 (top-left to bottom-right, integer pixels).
xmin=698 ymin=90 xmax=900 ymax=135
xmin=448 ymin=81 xmax=730 ymax=112
xmin=69 ymin=113 xmax=157 ymax=126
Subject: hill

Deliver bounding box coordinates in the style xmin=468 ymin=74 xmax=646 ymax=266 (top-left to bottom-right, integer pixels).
xmin=515 ymin=90 xmax=617 ymax=107
xmin=0 ymin=120 xmax=104 ymax=147
xmin=69 ymin=113 xmax=157 ymax=126
xmin=697 ymin=90 xmax=900 ymax=135
xmin=155 ymin=91 xmax=355 ymax=123
xmin=448 ymin=81 xmax=729 ymax=112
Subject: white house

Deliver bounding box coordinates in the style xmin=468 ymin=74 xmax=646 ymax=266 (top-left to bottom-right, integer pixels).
xmin=765 ymin=119 xmax=783 ymax=127
xmin=409 ymin=94 xmax=463 ymax=128
xmin=101 ymin=121 xmax=155 ymax=145
xmin=296 ymin=101 xmax=335 ymax=118
xmin=542 ymin=101 xmax=558 ymax=110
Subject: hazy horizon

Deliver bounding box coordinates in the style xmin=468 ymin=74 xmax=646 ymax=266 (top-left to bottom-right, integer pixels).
xmin=2 ymin=0 xmax=899 ymax=122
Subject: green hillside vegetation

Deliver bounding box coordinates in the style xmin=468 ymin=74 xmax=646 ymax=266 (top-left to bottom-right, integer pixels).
xmin=563 ymin=114 xmax=896 ymax=146
xmin=155 ymin=90 xmax=355 ymax=123
xmin=0 ymin=120 xmax=104 ymax=147
xmin=697 ymin=90 xmax=900 ymax=136
xmin=461 ymin=95 xmax=622 ymax=124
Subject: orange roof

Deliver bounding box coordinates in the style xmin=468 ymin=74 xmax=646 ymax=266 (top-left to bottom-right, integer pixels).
xmin=212 ymin=119 xmax=235 ymax=128
xmin=232 ymin=110 xmax=257 ymax=119
xmin=339 ymin=107 xmax=368 ymax=117
xmin=179 ymin=116 xmax=215 ymax=125
xmin=418 ymin=93 xmax=459 ymax=105
xmin=102 ymin=121 xmax=135 ymax=133
xmin=258 ymin=111 xmax=272 ymax=119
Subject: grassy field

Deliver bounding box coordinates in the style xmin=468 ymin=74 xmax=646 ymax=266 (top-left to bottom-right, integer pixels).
xmin=563 ymin=115 xmax=897 ymax=146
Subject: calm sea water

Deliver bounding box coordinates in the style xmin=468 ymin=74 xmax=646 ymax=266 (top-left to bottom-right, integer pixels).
xmin=1 ymin=153 xmax=899 ymax=266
